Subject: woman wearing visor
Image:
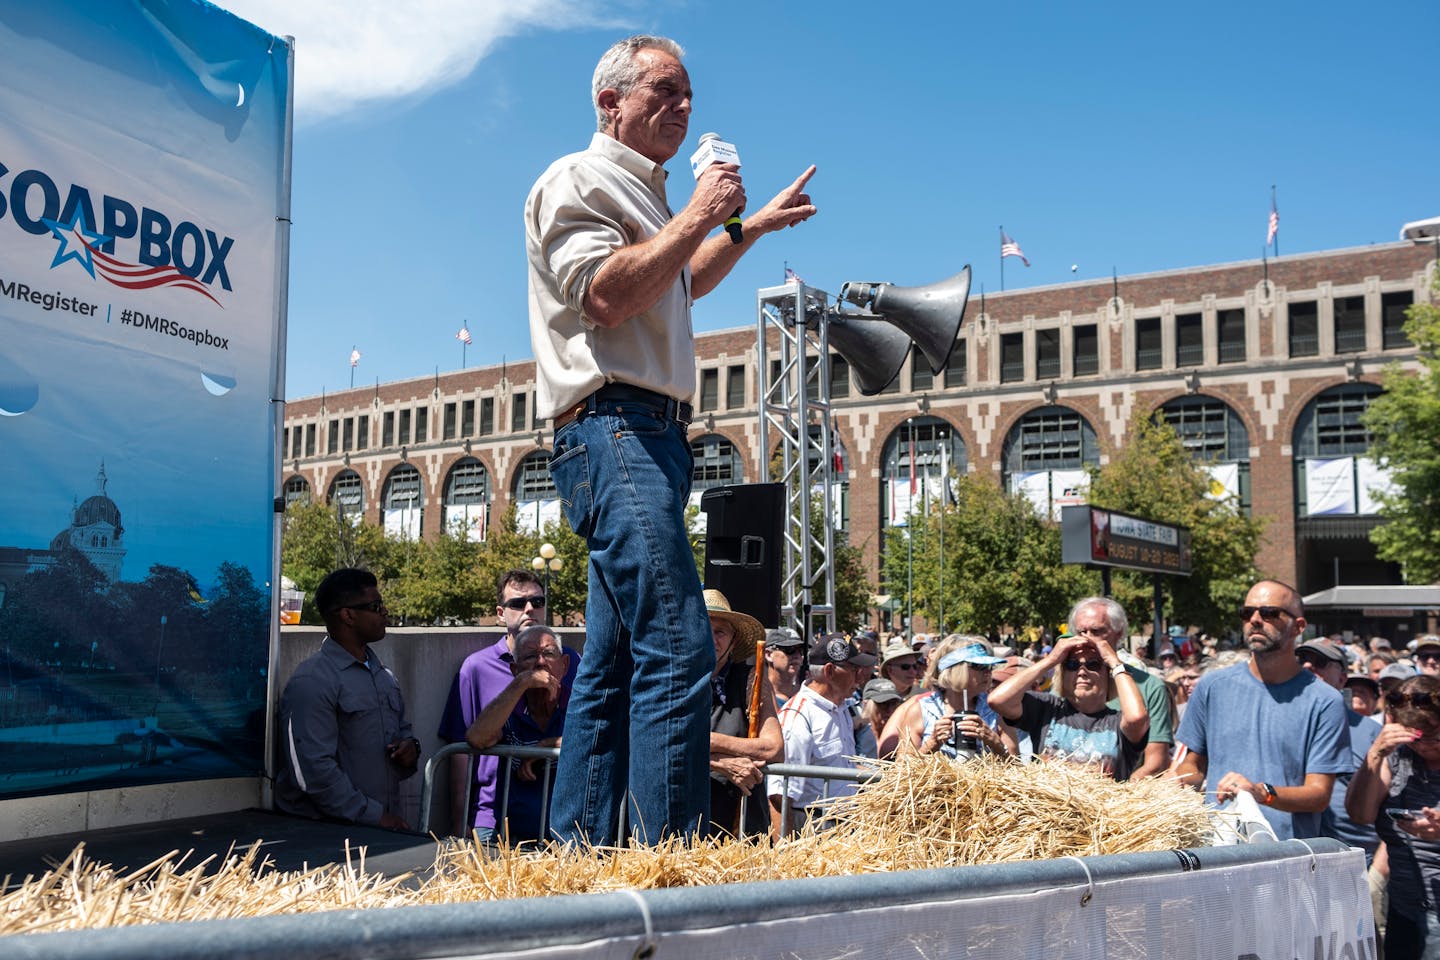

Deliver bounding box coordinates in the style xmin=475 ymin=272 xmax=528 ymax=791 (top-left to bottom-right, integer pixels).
xmin=878 ymin=635 xmax=1015 ymax=760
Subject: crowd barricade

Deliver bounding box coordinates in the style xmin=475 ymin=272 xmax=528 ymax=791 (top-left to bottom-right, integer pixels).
xmin=418 ymin=744 xmax=880 ymax=840
xmin=7 ymin=840 xmax=1371 ymax=960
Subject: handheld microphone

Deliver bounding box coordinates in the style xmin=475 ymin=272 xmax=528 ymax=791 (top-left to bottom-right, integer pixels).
xmin=689 ymin=132 xmax=743 ymax=244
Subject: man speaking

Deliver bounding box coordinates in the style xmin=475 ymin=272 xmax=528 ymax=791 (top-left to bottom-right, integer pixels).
xmin=526 ymin=35 xmax=816 ymax=845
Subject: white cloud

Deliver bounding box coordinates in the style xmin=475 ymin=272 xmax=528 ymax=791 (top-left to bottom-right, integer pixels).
xmin=220 ymin=0 xmax=610 ymax=121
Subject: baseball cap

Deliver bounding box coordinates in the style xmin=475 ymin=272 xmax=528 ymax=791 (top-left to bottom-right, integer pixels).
xmin=808 ymin=633 xmax=878 ymax=667
xmin=862 ymin=678 xmax=904 ymax=703
xmin=1296 ymin=639 xmax=1347 ymax=666
xmin=879 ymin=642 xmax=917 ymax=667
xmin=765 ymin=628 xmax=804 ymax=651
xmin=1414 ymin=636 xmax=1440 ymax=656
xmin=1379 ymin=662 xmax=1418 ymax=684
xmin=1344 ymin=673 xmax=1380 ymax=695
xmin=936 ymin=641 xmax=1007 ymax=673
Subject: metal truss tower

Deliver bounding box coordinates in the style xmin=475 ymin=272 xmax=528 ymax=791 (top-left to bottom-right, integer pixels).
xmin=756 ymin=280 xmax=838 ymax=640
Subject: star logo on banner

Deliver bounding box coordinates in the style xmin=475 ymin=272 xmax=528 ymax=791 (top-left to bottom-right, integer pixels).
xmin=41 ymin=208 xmax=112 ymax=278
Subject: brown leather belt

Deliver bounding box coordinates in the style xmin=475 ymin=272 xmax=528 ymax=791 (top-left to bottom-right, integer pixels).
xmin=552 ymin=384 xmax=694 ymax=432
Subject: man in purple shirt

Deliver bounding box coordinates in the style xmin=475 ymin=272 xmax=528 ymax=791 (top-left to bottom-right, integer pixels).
xmin=437 ymin=569 xmax=580 ymax=839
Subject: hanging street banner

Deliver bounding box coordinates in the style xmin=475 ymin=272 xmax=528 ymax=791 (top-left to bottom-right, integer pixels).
xmin=0 ymin=1 xmax=291 ymax=798
xmin=1061 ymin=505 xmax=1193 ymax=576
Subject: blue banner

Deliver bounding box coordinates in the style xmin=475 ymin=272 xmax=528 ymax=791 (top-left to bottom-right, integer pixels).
xmin=0 ymin=0 xmax=290 ymax=797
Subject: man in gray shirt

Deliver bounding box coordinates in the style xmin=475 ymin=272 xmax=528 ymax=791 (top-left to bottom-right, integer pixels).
xmin=527 ymin=35 xmax=816 ymax=845
xmin=275 ymin=568 xmax=418 ymax=830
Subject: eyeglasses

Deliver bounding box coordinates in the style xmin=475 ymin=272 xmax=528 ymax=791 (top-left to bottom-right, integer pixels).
xmin=1062 ymin=658 xmax=1105 ymax=672
xmin=501 ymin=595 xmax=546 ymax=611
xmin=339 ymin=599 xmax=387 ymax=614
xmin=1386 ymin=690 xmax=1440 ymax=709
xmin=1239 ymin=605 xmax=1297 ymax=621
xmin=889 ymin=661 xmax=920 ymax=671
xmin=1073 ymin=626 xmax=1111 ymax=639
xmin=516 ymin=647 xmax=564 ymax=664
xmin=1417 ymin=652 xmax=1440 ymax=664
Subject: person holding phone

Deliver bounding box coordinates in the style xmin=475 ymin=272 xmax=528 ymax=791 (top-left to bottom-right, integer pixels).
xmin=1347 ymin=675 xmax=1440 ymax=960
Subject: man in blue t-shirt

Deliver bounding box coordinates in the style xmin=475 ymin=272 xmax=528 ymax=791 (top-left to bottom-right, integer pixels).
xmin=1175 ymin=580 xmax=1352 ymax=840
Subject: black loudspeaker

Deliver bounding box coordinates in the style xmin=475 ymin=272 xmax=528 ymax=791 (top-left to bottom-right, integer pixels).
xmin=701 ymin=483 xmax=784 ymax=629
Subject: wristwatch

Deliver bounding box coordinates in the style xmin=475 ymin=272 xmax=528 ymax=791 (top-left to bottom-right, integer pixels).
xmin=1258 ymin=782 xmax=1277 ymax=806
xmin=1109 ymin=662 xmax=1128 ymax=678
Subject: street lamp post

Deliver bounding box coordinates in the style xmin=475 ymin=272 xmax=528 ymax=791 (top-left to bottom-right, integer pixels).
xmin=531 ymin=542 xmax=563 ymax=626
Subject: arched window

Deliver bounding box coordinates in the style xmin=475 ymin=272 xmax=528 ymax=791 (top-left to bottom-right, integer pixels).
xmin=514 ymin=451 xmax=557 ymax=502
xmin=382 ymin=464 xmax=424 ymax=539
xmin=690 ymin=435 xmax=745 ymax=492
xmin=879 ymin=417 xmax=967 ymax=527
xmin=1000 ymin=405 xmax=1098 ymax=519
xmin=445 ymin=458 xmax=490 ymax=505
xmin=1290 ymin=383 xmax=1393 ymax=594
xmin=328 ymin=469 xmax=365 ymax=516
xmin=513 ymin=451 xmax=559 ymax=535
xmin=283 ymin=475 xmax=310 ymax=508
xmin=1157 ymin=395 xmax=1251 ymax=510
xmin=444 ymin=458 xmax=490 ymax=540
xmin=1292 ymin=384 xmax=1384 ymax=517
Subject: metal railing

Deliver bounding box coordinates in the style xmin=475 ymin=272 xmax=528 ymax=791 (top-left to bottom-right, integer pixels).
xmin=419 ymin=743 xmax=881 ymax=840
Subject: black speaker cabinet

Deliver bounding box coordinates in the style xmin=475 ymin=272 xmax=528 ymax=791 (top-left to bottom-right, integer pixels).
xmin=701 ymin=483 xmax=784 ymax=629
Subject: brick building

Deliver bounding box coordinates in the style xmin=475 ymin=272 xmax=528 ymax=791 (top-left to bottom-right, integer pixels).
xmin=283 ymin=238 xmax=1437 ymax=630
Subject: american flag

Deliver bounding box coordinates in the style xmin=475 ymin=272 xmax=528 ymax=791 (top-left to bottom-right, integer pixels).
xmin=1266 ymin=199 xmax=1280 ymax=247
xmin=1000 ymin=231 xmax=1030 ymax=266
xmin=784 ymin=266 xmax=805 ymax=284
xmin=349 ymin=347 xmax=361 ymax=368
xmin=456 ymin=324 xmax=472 ymax=345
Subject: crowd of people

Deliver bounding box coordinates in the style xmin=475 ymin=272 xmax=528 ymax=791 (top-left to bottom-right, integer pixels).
xmin=273 ymin=569 xmax=1440 ymax=959
xmin=268 ymin=33 xmax=1440 ymax=960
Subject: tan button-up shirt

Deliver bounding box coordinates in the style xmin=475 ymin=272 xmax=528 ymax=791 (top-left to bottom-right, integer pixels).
xmin=525 ymin=133 xmax=695 ymax=420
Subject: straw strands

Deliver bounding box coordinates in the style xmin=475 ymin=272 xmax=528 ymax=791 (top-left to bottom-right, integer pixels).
xmin=0 ymin=756 xmax=1214 ymax=936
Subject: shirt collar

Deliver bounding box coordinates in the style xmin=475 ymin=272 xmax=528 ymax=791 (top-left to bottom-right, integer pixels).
xmin=321 ymin=635 xmax=372 ymax=669
xmin=589 ymin=132 xmax=669 ymax=197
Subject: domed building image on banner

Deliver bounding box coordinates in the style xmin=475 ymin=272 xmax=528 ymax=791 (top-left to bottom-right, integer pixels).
xmin=48 ymin=463 xmax=126 ymax=583
xmin=0 ymin=463 xmax=127 ymax=599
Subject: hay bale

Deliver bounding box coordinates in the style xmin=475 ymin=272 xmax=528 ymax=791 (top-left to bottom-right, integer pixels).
xmin=0 ymin=757 xmax=1216 ymax=934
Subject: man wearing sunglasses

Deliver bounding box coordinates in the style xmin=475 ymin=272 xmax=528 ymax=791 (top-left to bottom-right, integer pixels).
xmin=275 ymin=568 xmax=418 ymax=831
xmin=1173 ymin=580 xmax=1352 ymax=840
xmin=437 ymin=569 xmax=580 ymax=839
xmin=988 ymin=599 xmax=1149 ymax=781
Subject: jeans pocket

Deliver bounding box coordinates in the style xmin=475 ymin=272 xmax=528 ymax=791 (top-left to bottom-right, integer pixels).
xmin=549 ymin=441 xmax=593 ymax=538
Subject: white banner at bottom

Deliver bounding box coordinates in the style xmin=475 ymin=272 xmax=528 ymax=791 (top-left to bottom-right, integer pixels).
xmin=459 ymin=848 xmax=1371 ymax=960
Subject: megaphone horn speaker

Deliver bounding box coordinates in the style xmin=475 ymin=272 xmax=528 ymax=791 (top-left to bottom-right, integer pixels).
xmin=826 ymin=311 xmax=911 ymax=396
xmin=840 ymin=266 xmax=972 ymax=375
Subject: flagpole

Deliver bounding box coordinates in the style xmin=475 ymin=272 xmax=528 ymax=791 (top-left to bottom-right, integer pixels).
xmin=938 ymin=431 xmax=947 ymax=635
xmin=906 ymin=418 xmax=914 ymax=636
xmin=1271 ymin=185 xmax=1279 ymax=257
xmin=999 ymin=226 xmax=1005 ymax=292
xmin=349 ymin=345 xmax=355 ymax=389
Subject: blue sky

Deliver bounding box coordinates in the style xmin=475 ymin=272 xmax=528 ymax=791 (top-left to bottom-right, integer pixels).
xmin=221 ymin=0 xmax=1440 ymax=402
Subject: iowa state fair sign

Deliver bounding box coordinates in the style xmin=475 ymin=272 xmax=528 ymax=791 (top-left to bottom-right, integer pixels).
xmin=0 ymin=1 xmax=291 ymax=799
xmin=1062 ymin=505 xmax=1193 ymax=576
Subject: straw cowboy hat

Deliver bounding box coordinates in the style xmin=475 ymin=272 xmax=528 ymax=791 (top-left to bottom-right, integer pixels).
xmin=703 ymin=589 xmax=766 ymax=663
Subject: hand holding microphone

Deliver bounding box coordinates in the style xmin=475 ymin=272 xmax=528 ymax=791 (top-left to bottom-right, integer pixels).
xmin=690 ymin=132 xmax=746 ymax=244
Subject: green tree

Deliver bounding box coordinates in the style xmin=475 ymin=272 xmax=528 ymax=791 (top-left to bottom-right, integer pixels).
xmin=473 ymin=505 xmax=589 ymax=625
xmin=280 ymin=500 xmax=390 ymax=623
xmin=1086 ymin=410 xmax=1265 ymax=635
xmin=882 ymin=474 xmax=1095 ymax=635
xmin=1365 ymin=275 xmax=1440 ymax=582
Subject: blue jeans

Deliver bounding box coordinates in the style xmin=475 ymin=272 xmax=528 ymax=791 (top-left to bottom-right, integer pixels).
xmin=546 ymin=399 xmax=713 ymax=845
